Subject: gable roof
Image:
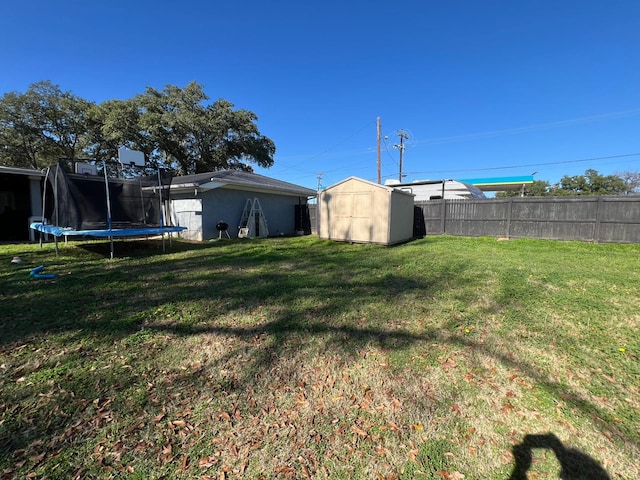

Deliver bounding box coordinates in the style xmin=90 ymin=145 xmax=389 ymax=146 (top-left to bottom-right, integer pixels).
xmin=171 ymin=170 xmax=316 ymax=197
xmin=323 ymin=176 xmax=415 ymax=197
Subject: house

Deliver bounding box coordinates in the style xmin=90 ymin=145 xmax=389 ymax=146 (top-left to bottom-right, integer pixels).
xmin=317 ymin=176 xmax=415 ymax=245
xmin=0 ymin=166 xmax=45 ymax=242
xmin=169 ymin=170 xmax=316 ymax=241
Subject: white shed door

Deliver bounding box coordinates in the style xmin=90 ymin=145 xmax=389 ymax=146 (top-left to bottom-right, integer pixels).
xmin=330 ymin=192 xmax=372 ymax=242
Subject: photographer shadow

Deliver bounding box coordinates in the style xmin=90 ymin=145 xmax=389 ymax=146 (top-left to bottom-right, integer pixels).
xmin=509 ymin=433 xmax=611 ymax=480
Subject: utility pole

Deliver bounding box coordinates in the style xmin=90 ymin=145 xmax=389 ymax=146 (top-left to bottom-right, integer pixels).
xmin=394 ymin=130 xmax=409 ymax=182
xmin=316 ymin=172 xmax=323 ymax=192
xmin=377 ymin=117 xmax=381 ymax=184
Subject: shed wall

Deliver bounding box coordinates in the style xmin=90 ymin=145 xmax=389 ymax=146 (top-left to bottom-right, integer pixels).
xmin=388 ymin=191 xmax=415 ymax=244
xmin=319 ymin=178 xmax=413 ymax=245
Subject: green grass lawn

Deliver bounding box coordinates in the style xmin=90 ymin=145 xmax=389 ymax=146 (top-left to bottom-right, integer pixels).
xmin=1 ymin=235 xmax=638 ymax=479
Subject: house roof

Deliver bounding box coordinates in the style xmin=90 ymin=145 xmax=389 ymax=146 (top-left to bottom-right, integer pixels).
xmin=0 ymin=166 xmax=45 ymax=177
xmin=171 ymin=170 xmax=316 ymax=197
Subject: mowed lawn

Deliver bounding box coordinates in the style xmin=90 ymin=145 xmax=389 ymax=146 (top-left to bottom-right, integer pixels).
xmin=1 ymin=235 xmax=638 ymax=479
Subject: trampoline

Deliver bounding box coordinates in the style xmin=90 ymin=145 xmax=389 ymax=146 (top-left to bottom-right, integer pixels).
xmin=31 ymin=160 xmax=186 ymax=258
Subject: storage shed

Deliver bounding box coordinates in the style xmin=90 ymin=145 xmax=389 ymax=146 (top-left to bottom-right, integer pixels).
xmin=318 ymin=176 xmax=415 ymax=245
xmin=170 ymin=170 xmax=316 ymax=241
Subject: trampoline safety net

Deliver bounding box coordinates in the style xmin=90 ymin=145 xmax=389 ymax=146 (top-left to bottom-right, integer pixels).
xmin=46 ymin=162 xmax=175 ymax=231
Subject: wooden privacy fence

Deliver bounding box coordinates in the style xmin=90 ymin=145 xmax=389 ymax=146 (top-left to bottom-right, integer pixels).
xmin=415 ymin=196 xmax=640 ymax=243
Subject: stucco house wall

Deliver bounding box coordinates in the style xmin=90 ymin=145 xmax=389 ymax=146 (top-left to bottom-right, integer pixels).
xmin=169 ymin=171 xmax=315 ymax=242
xmin=172 ymin=188 xmax=310 ymax=241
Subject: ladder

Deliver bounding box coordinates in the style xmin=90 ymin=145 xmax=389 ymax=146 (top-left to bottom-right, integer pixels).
xmin=238 ymin=198 xmax=269 ymax=238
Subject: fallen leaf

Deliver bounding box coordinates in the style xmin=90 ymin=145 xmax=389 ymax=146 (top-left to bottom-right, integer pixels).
xmin=302 ymin=465 xmax=311 ymax=479
xmin=29 ymin=452 xmax=46 ymax=464
xmin=501 ymin=402 xmax=515 ymax=414
xmin=440 ymin=357 xmax=458 ymax=370
xmin=375 ymin=445 xmax=389 ymax=456
xmin=351 ymin=425 xmax=367 ymax=437
xmin=408 ymin=448 xmax=419 ymax=463
xmin=198 ymin=456 xmax=218 ymax=468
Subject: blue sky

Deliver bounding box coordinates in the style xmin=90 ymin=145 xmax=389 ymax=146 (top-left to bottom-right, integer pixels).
xmin=2 ymin=1 xmax=639 ymax=191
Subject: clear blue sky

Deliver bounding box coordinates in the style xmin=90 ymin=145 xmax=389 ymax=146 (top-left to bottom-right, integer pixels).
xmin=2 ymin=1 xmax=639 ymax=191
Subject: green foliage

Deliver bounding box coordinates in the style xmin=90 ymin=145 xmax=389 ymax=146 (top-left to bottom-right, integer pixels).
xmin=0 ymin=81 xmax=275 ymax=174
xmin=555 ymin=168 xmax=627 ymax=195
xmin=496 ymin=180 xmax=551 ymax=197
xmin=497 ymin=170 xmax=633 ymax=197
xmin=615 ymin=170 xmax=640 ymax=194
xmin=134 ymin=82 xmax=275 ymax=174
xmin=0 ymin=81 xmax=93 ymax=169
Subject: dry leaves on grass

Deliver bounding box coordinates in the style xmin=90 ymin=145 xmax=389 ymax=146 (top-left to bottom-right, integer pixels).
xmin=436 ymin=471 xmax=465 ymax=480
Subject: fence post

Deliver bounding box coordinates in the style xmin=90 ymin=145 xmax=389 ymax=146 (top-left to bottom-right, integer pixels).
xmin=440 ymin=199 xmax=446 ymax=234
xmin=506 ymin=198 xmax=513 ymax=239
xmin=594 ymin=196 xmax=603 ymax=243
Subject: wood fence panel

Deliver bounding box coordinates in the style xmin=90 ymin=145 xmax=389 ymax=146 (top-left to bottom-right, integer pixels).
xmin=445 ymin=200 xmax=508 ymax=237
xmin=415 ymin=196 xmax=640 ymax=243
xmin=597 ymin=197 xmax=640 ymax=243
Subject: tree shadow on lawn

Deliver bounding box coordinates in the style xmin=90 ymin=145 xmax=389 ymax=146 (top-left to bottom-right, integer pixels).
xmin=0 ymin=239 xmax=636 ymax=470
xmin=0 ymin=238 xmax=449 ymax=346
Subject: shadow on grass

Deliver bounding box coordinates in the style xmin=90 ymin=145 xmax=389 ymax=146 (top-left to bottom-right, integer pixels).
xmin=0 ymin=237 xmax=636 ymax=471
xmin=509 ymin=433 xmax=611 ymax=480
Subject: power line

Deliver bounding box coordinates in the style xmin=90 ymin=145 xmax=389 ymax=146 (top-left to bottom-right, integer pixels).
xmin=414 ymin=109 xmax=640 ymax=146
xmin=306 ymin=120 xmax=376 ymax=162
xmin=404 ymin=152 xmax=640 ymax=176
